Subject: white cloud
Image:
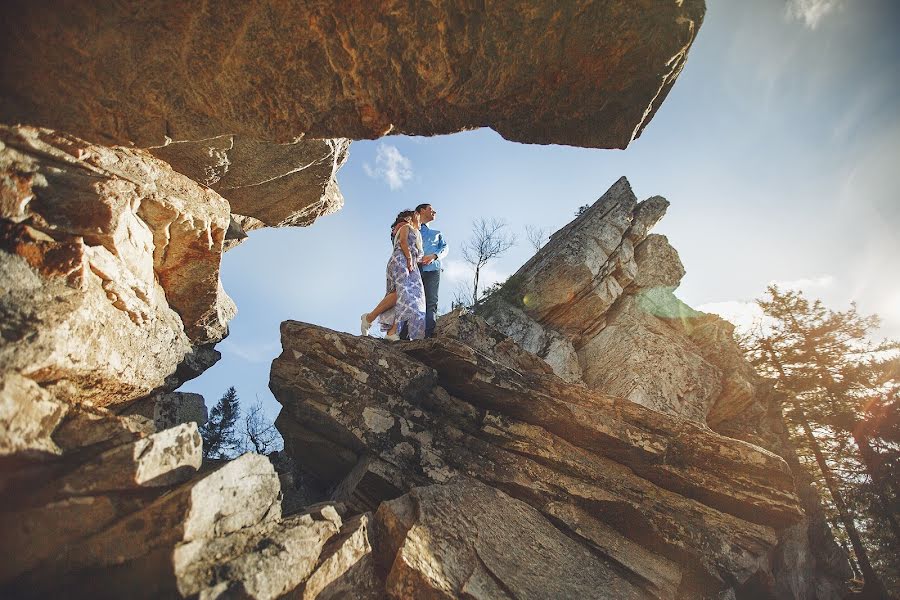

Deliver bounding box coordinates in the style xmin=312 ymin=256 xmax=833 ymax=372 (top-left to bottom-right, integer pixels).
xmin=441 ymin=259 xmax=507 ymax=289
xmin=698 ymin=275 xmax=836 ymax=337
xmin=768 ymin=275 xmax=835 ymax=290
xmin=441 ymin=259 xmax=472 ymax=283
xmin=363 ymin=143 xmax=413 ymax=190
xmin=785 ymin=0 xmax=844 ymax=29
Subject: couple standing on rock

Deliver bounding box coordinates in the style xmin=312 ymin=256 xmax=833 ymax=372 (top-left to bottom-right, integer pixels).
xmin=360 ymin=203 xmax=448 ymax=341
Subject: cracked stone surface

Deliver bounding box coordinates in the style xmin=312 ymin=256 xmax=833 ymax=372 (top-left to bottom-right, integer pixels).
xmin=150 ymin=135 xmax=350 ymax=236
xmin=0 ymin=1 xmax=705 ymax=149
xmin=476 ymin=176 xmax=851 ymax=597
xmin=1 ymin=125 xmax=232 ymax=406
xmin=271 ymin=318 xmax=804 ymax=597
xmin=375 ymin=477 xmax=647 ymax=599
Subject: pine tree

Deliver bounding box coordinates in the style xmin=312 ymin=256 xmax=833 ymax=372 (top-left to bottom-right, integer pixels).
xmin=199 ymin=386 xmax=241 ymax=460
xmin=742 ymin=286 xmax=899 ymax=597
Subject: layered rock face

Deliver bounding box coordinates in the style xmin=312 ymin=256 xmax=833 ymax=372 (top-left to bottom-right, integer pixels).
xmin=264 ymin=176 xmax=848 ymax=598
xmin=271 ymin=316 xmax=804 ymax=598
xmin=0 ymin=400 xmax=381 ymax=599
xmin=0 ymin=125 xmax=234 ymax=407
xmin=5 ymin=2 xmax=849 ymax=598
xmin=149 ymin=136 xmax=350 ymax=246
xmin=0 ymin=1 xmax=704 ymax=149
xmin=477 ymin=177 xmax=851 ymax=597
xmin=480 ymin=177 xmax=782 ymax=428
xmin=1 ymin=2 xmax=704 ymax=244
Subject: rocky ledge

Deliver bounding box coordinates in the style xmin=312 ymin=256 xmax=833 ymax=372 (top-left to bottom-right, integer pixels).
xmin=265 ymin=176 xmax=849 ymax=599
xmin=0 ymin=1 xmax=704 ymax=149
xmin=271 ymin=314 xmax=804 ymax=599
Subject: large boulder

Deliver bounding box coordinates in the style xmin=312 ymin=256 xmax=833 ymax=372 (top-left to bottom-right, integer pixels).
xmin=480 ymin=176 xmax=672 ymax=386
xmin=374 ymin=477 xmax=647 ymax=599
xmin=121 ymin=392 xmax=208 ymax=431
xmin=575 ymin=294 xmax=722 ymax=421
xmin=0 ymin=1 xmax=704 ymax=149
xmin=0 ymin=388 xmax=386 ymax=600
xmin=149 ymin=135 xmax=350 ymax=240
xmin=0 ymin=373 xmax=68 ymax=460
xmin=0 ymin=125 xmax=233 ymax=407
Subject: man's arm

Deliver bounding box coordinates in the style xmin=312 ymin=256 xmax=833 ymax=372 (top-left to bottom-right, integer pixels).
xmin=420 ymin=231 xmax=448 ymax=265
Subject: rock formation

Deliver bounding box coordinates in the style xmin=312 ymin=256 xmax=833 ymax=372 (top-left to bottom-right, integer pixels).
xmin=149 ymin=136 xmax=350 ymax=247
xmin=477 ymin=177 xmax=852 ymax=597
xmin=0 ymin=1 xmax=704 ymax=149
xmin=0 ymin=411 xmax=381 ymax=599
xmin=121 ymin=391 xmax=209 ymax=431
xmin=0 ymin=125 xmax=233 ymax=407
xmin=263 ymin=177 xmax=849 ymax=598
xmin=271 ymin=313 xmax=808 ymax=598
xmin=1 ymin=2 xmax=853 ymax=598
xmin=1 ymin=1 xmax=706 ymax=243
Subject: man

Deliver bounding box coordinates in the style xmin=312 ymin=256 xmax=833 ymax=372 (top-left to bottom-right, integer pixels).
xmin=413 ymin=203 xmax=447 ymax=338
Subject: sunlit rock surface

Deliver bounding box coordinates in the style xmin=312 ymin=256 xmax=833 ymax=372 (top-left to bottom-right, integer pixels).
xmin=149 ymin=135 xmax=350 ymax=242
xmin=374 ymin=477 xmax=648 ymax=599
xmin=477 ymin=177 xmax=851 ymax=597
xmin=271 ymin=317 xmax=804 ymax=598
xmin=0 ymin=125 xmax=232 ymax=406
xmin=0 ymin=1 xmax=704 ymax=149
xmin=265 ymin=176 xmax=848 ymax=598
xmin=119 ymin=391 xmax=209 ymax=431
xmin=0 ymin=1 xmax=852 ymax=596
xmin=0 ymin=412 xmax=381 ymax=600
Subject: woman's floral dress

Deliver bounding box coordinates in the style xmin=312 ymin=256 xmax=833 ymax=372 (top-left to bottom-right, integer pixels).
xmin=379 ymin=225 xmax=426 ymax=339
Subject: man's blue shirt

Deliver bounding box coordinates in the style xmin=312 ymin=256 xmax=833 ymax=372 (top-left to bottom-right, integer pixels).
xmin=419 ymin=223 xmax=448 ymax=272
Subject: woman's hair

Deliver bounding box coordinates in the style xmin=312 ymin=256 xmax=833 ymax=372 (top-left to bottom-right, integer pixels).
xmin=389 ymin=210 xmax=415 ymax=237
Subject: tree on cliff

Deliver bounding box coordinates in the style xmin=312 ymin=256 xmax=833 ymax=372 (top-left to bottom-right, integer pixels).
xmin=239 ymin=399 xmax=282 ymax=455
xmin=461 ymin=217 xmax=516 ymax=305
xmin=525 ymin=225 xmax=549 ymax=254
xmin=742 ymin=286 xmax=899 ymax=596
xmin=200 ymin=386 xmax=241 ymax=460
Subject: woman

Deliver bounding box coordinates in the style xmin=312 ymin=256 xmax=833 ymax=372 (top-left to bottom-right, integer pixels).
xmin=360 ymin=212 xmax=410 ymax=335
xmin=361 ymin=210 xmax=427 ymax=340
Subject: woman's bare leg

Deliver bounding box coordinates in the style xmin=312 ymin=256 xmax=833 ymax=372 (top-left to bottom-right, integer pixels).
xmin=364 ymin=291 xmax=397 ymax=322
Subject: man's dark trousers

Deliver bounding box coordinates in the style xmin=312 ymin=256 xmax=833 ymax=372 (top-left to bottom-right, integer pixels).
xmin=421 ymin=269 xmax=440 ymax=337
xmin=400 ymin=268 xmax=440 ymax=339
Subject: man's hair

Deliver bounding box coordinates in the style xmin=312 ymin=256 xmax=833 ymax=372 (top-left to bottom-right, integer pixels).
xmin=415 ymin=203 xmax=431 ymax=213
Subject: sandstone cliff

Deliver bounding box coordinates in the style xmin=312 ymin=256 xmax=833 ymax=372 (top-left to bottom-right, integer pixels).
xmin=0 ymin=125 xmax=233 ymax=407
xmin=477 ymin=177 xmax=852 ymax=598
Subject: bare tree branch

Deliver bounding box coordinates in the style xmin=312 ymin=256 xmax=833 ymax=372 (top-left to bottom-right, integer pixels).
xmin=524 ymin=225 xmax=548 ymax=254
xmin=451 ymin=282 xmax=473 ymax=310
xmin=460 ymin=218 xmax=516 ymax=305
xmin=239 ymin=399 xmax=281 ymax=455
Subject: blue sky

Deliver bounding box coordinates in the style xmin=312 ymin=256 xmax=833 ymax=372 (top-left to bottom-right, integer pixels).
xmin=181 ymin=0 xmax=900 ymax=430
